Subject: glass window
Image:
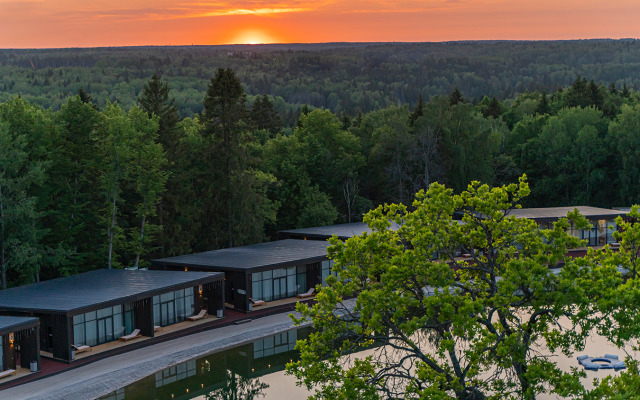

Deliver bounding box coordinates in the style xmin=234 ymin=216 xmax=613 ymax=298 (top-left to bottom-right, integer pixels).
xmin=252 ymin=280 xmax=262 ymax=300
xmin=85 ymin=321 xmax=98 ymax=346
xmin=97 ymin=307 xmax=112 ymax=319
xmin=262 ymin=270 xmax=272 ymax=280
xmin=73 ymin=314 xmax=84 ymax=324
xmin=262 ymin=280 xmax=273 ymax=301
xmin=85 ymin=311 xmax=96 ymax=322
xmin=287 ymin=266 xmax=296 ymax=276
xmin=297 ymin=270 xmax=307 ymax=293
xmin=273 ymin=268 xmax=285 ymax=278
xmin=73 ymin=323 xmax=85 ymax=345
xmin=287 ymin=275 xmax=296 ymax=297
xmin=160 ymin=292 xmax=174 ymax=302
xmin=153 ymin=303 xmax=160 ymax=326
xmin=176 ymin=297 xmax=185 ymax=319
xmin=113 ymin=314 xmax=125 ymax=338
xmin=185 ymin=293 xmax=194 ymax=316
xmin=253 ymin=272 xmax=262 ymax=281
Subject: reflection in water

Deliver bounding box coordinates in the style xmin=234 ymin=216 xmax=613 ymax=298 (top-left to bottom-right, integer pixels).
xmin=99 ymin=328 xmax=309 ymax=400
xmin=206 ymin=371 xmax=268 ymax=400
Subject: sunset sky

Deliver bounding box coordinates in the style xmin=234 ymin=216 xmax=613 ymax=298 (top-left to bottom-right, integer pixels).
xmin=1 ymin=0 xmax=639 ymax=48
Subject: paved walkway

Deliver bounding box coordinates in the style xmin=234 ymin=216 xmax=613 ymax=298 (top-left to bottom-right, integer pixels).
xmin=1 ymin=311 xmax=311 ymax=400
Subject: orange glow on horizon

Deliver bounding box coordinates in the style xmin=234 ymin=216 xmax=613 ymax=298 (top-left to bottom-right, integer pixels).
xmin=0 ymin=1 xmax=639 ymax=48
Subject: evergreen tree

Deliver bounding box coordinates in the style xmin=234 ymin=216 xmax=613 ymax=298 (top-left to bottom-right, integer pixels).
xmin=482 ymin=96 xmax=503 ymax=118
xmin=587 ymin=79 xmax=604 ymax=110
xmin=534 ymin=91 xmax=550 ymax=115
xmin=77 ymin=87 xmax=98 ymax=110
xmin=449 ymin=87 xmax=464 ymax=106
xmin=409 ymin=94 xmax=424 ymax=126
xmin=622 ymin=83 xmax=631 ymax=98
xmin=139 ymin=73 xmax=180 ymax=150
xmin=203 ymin=68 xmax=271 ymax=249
xmin=250 ymin=94 xmax=282 ymax=137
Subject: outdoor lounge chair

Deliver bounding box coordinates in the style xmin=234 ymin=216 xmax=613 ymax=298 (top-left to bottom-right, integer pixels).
xmin=0 ymin=369 xmax=16 ymax=379
xmin=188 ymin=309 xmax=208 ymax=321
xmin=296 ymin=288 xmax=315 ymax=299
xmin=119 ymin=328 xmax=142 ymax=341
xmin=72 ymin=344 xmax=92 ymax=353
xmin=249 ymin=298 xmax=265 ymax=306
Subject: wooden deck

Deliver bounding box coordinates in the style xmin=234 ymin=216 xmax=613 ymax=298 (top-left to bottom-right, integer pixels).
xmin=0 ymin=367 xmax=34 ymax=384
xmin=249 ymin=295 xmax=316 ymax=312
xmin=41 ymin=316 xmax=221 ymax=361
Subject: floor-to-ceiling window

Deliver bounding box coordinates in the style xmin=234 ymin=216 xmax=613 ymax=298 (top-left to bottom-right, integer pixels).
xmin=571 ymin=219 xmax=617 ymax=246
xmin=252 ymin=266 xmax=299 ymax=301
xmin=73 ymin=305 xmax=126 ymax=347
xmin=153 ymin=288 xmax=195 ymax=327
xmin=321 ymin=260 xmax=335 ymax=286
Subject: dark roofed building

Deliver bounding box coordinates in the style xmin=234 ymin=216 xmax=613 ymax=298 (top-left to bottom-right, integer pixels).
xmin=507 ymin=206 xmax=627 ymax=223
xmin=152 ymin=240 xmax=332 ymax=313
xmin=0 ymin=269 xmax=224 ymax=362
xmin=278 ymin=221 xmax=403 ymax=241
xmin=0 ymin=316 xmax=40 ymax=374
xmin=279 ymin=222 xmax=373 ymax=241
xmin=508 ymin=206 xmax=628 ymax=247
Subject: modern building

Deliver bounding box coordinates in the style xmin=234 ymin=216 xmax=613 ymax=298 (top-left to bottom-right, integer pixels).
xmin=0 ymin=316 xmax=40 ymax=373
xmin=278 ymin=222 xmax=375 ymax=241
xmin=0 ymin=269 xmax=224 ymax=362
xmin=151 ymin=239 xmax=333 ymax=312
xmin=280 ymin=206 xmax=628 ymax=248
xmin=507 ymin=206 xmax=628 ymax=246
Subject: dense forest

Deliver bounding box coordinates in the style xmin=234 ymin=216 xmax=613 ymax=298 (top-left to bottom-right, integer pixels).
xmin=2 ymin=40 xmax=640 ymax=289
xmin=3 ymin=40 xmax=640 ymax=123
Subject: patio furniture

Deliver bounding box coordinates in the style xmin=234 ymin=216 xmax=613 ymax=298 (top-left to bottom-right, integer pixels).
xmin=296 ymin=288 xmax=315 ymax=299
xmin=119 ymin=328 xmax=142 ymax=341
xmin=188 ymin=309 xmax=208 ymax=321
xmin=249 ymin=298 xmax=266 ymax=306
xmin=71 ymin=344 xmax=92 ymax=353
xmin=0 ymin=369 xmax=16 ymax=379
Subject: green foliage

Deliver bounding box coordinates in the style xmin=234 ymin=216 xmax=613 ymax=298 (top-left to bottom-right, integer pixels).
xmin=4 ymin=63 xmax=640 ymax=288
xmin=289 ymin=176 xmax=608 ymax=400
xmin=0 ymin=121 xmax=46 ymax=287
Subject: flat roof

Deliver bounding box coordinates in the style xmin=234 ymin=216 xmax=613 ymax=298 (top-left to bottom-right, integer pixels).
xmin=152 ymin=239 xmax=331 ymax=272
xmin=0 ymin=316 xmax=39 ymax=336
xmin=508 ymin=206 xmax=628 ymax=221
xmin=0 ymin=269 xmax=223 ymax=315
xmin=279 ymin=222 xmax=404 ymax=240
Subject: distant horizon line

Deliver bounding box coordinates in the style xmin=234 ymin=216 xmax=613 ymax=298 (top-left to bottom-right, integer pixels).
xmin=2 ymin=38 xmax=639 ymax=51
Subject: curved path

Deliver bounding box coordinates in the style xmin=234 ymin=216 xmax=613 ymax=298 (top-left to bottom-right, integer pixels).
xmin=1 ymin=311 xmax=310 ymax=400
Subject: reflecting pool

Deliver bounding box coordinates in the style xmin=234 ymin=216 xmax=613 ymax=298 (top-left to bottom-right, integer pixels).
xmin=99 ymin=327 xmax=313 ymax=400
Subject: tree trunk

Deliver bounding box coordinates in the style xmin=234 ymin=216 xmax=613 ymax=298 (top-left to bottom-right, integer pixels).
xmin=107 ymin=155 xmax=119 ymax=269
xmin=226 ymin=145 xmax=233 ymax=248
xmin=0 ymin=184 xmax=5 ymax=289
xmin=133 ymin=214 xmax=146 ymax=269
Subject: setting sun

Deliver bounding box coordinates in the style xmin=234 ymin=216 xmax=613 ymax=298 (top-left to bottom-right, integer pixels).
xmin=230 ymin=29 xmax=278 ymax=45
